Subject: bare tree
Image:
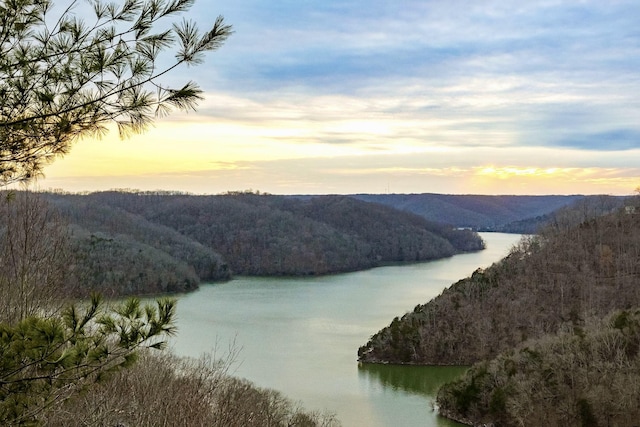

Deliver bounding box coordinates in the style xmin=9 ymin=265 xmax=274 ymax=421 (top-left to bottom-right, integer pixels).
xmin=0 ymin=190 xmax=70 ymax=323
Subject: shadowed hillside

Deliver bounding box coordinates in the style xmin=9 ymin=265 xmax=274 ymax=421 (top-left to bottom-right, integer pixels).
xmin=436 ymin=309 xmax=640 ymax=426
xmin=20 ymin=191 xmax=485 ymax=296
xmin=65 ymin=192 xmax=484 ymax=276
xmin=352 ymin=193 xmax=586 ymax=230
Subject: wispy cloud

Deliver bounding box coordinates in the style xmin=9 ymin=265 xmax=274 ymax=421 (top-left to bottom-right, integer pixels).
xmin=553 ymin=129 xmax=640 ymax=151
xmin=183 ymin=0 xmax=640 ymax=154
xmin=40 ymin=0 xmax=640 ymax=195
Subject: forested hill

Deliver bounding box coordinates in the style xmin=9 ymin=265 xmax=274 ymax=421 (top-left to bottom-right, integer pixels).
xmin=358 ymin=202 xmax=640 ymax=366
xmin=41 ymin=191 xmax=484 ymax=295
xmin=352 ymin=193 xmax=585 ymax=230
xmin=488 ymin=194 xmax=628 ymax=233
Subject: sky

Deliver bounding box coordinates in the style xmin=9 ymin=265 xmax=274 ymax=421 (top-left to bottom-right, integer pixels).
xmin=39 ymin=0 xmax=640 ymax=195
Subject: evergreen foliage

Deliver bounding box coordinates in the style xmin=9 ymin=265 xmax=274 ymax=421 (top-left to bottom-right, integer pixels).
xmin=0 ymin=0 xmax=231 ymax=184
xmin=0 ymin=294 xmax=176 ymax=425
xmin=0 ymin=0 xmax=233 ymax=422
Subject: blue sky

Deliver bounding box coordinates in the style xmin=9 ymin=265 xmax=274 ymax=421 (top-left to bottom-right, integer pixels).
xmin=41 ymin=0 xmax=640 ymax=195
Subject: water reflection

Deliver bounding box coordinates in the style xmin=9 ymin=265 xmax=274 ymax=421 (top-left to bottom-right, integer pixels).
xmin=358 ymin=364 xmax=468 ymax=397
xmin=358 ymin=364 xmax=469 ymax=427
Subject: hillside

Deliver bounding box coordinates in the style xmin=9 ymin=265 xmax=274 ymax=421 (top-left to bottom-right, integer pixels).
xmin=352 ymin=193 xmax=585 ymax=230
xmin=436 ymin=309 xmax=640 ymax=426
xmin=494 ymin=195 xmax=627 ymax=233
xmin=30 ymin=191 xmax=484 ymax=296
xmin=358 ymin=203 xmax=640 ymax=365
xmin=45 ymin=194 xmax=230 ymax=296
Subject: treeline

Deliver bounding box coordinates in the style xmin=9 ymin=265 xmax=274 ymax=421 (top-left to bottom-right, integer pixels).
xmin=36 ymin=191 xmax=483 ymax=296
xmin=353 ymin=193 xmax=587 ymax=230
xmin=494 ymin=195 xmax=627 ymax=234
xmin=358 ymin=198 xmax=640 ymax=425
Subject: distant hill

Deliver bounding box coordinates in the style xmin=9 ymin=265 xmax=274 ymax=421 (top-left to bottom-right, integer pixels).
xmin=352 ymin=194 xmax=586 ymax=230
xmin=494 ymin=194 xmax=627 ymax=233
xmin=37 ymin=191 xmax=484 ymax=296
xmin=13 ymin=190 xmax=619 ymax=299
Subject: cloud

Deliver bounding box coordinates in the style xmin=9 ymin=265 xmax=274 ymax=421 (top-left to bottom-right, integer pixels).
xmin=38 ymin=0 xmax=640 ymax=195
xmin=40 ymin=149 xmax=640 ymax=196
xmin=206 ymin=0 xmax=639 ymax=88
xmin=553 ymin=129 xmax=640 ymax=151
xmin=180 ymin=0 xmax=639 ymax=153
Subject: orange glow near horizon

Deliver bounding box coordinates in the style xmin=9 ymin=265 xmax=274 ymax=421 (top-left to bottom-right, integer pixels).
xmin=469 ymin=166 xmax=639 ymax=195
xmin=34 ymin=112 xmax=640 ymax=196
xmin=38 ymin=138 xmax=640 ymax=196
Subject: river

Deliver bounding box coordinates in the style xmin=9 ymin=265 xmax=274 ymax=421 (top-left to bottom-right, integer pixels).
xmin=170 ymin=232 xmax=522 ymax=427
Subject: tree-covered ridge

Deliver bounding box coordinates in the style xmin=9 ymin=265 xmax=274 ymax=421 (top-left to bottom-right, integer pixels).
xmin=493 ymin=195 xmax=628 ymax=234
xmin=67 ymin=227 xmax=201 ymax=296
xmin=282 ymin=196 xmax=483 ymax=254
xmin=353 ymin=193 xmax=587 ymax=230
xmin=358 ymin=204 xmax=640 ymax=365
xmin=43 ymin=193 xmax=230 ymax=296
xmin=436 ymin=310 xmax=640 ymax=427
xmin=53 ymin=194 xmax=230 ymax=281
xmin=43 ymin=191 xmax=484 ymax=286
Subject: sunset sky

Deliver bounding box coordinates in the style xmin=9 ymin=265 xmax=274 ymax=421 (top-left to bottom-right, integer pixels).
xmin=40 ymin=0 xmax=640 ymax=196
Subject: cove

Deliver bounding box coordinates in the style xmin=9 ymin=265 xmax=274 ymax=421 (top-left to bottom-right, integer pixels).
xmin=170 ymin=232 xmax=522 ymax=427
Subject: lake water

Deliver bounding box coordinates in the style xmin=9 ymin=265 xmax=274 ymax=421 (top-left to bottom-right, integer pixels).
xmin=171 ymin=232 xmax=522 ymax=427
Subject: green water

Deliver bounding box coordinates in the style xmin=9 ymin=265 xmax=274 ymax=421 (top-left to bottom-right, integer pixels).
xmin=171 ymin=233 xmax=521 ymax=426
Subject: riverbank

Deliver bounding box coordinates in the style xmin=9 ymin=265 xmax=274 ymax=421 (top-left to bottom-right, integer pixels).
xmin=170 ymin=233 xmax=521 ymax=427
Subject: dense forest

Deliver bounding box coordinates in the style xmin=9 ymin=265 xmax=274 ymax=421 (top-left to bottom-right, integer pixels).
xmin=358 ymin=201 xmax=640 ymax=364
xmin=4 ymin=189 xmax=636 ymax=426
xmin=8 ymin=190 xmax=623 ymax=299
xmin=358 ymin=197 xmax=640 ymax=426
xmin=0 ymin=190 xmax=485 ymax=296
xmin=51 ymin=194 xmax=231 ymax=296
xmin=491 ymin=195 xmax=628 ymax=234
xmin=437 ymin=309 xmax=640 ymax=426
